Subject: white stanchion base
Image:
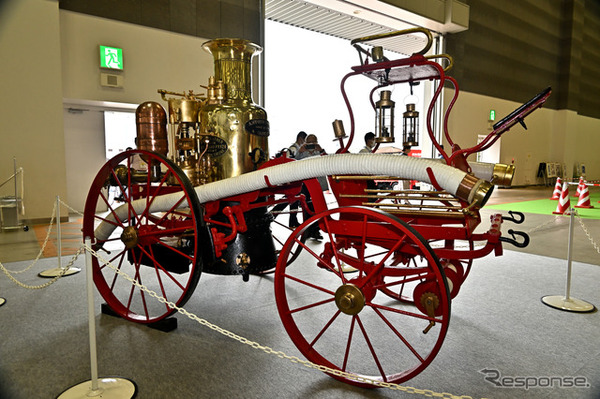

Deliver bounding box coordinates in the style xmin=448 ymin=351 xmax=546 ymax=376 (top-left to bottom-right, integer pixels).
xmin=57 ymin=377 xmax=137 ymax=398
xmin=541 ymin=295 xmax=596 ymax=313
xmin=39 ymin=267 xmax=81 ymax=278
xmin=0 ymin=297 xmax=5 ymax=307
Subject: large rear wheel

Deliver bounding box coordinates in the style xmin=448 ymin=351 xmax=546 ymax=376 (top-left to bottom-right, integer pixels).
xmin=274 ymin=207 xmax=450 ymax=387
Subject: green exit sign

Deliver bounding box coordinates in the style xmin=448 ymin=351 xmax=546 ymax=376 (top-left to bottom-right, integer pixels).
xmin=489 ymin=109 xmax=496 ymax=121
xmin=100 ymin=46 xmax=123 ymax=70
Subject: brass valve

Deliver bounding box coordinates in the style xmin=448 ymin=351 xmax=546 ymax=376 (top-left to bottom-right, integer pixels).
xmin=420 ymin=292 xmax=439 ymax=334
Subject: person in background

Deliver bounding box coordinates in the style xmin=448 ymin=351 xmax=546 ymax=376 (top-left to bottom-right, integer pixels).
xmin=274 ymin=131 xmax=307 ymax=227
xmin=359 ymin=132 xmax=376 ymax=153
xmin=359 ymin=132 xmax=377 ymax=189
xmin=296 ymin=134 xmax=328 ymax=240
xmin=296 ymin=134 xmax=325 ymax=158
xmin=401 ymin=144 xmax=411 ymax=156
xmin=288 ymin=131 xmax=307 ymax=158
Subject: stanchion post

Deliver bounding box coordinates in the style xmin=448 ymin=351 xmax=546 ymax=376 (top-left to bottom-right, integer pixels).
xmin=85 ymin=237 xmax=99 ymax=392
xmin=541 ymin=208 xmax=596 ymax=312
xmin=57 ymin=196 xmax=62 ymax=271
xmin=57 ymin=238 xmax=137 ymax=398
xmin=565 ymin=207 xmax=574 ymax=301
xmin=39 ymin=196 xmax=81 ymax=278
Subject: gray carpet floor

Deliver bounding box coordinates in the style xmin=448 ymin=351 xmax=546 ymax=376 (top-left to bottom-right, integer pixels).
xmin=1 ymin=209 xmax=600 ymax=398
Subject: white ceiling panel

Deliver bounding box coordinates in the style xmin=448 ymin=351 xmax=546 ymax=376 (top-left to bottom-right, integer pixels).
xmin=264 ymin=0 xmax=468 ymax=55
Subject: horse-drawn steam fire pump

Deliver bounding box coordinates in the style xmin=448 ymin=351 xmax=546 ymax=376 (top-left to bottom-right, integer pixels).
xmin=83 ymin=29 xmax=551 ymax=388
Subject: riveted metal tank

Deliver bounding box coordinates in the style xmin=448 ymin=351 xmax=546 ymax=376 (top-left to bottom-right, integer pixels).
xmin=135 ymin=101 xmax=168 ymax=159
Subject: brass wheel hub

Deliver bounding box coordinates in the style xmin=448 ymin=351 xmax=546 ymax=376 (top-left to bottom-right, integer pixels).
xmin=120 ymin=226 xmax=138 ymax=249
xmin=335 ymin=284 xmax=365 ymax=315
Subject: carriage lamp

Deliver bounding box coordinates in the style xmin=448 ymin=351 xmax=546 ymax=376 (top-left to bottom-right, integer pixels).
xmin=375 ymin=90 xmax=395 ymax=143
xmin=332 ymin=119 xmax=347 ymax=139
xmin=402 ymin=103 xmax=419 ymax=147
xmin=372 ymin=46 xmax=385 ymax=62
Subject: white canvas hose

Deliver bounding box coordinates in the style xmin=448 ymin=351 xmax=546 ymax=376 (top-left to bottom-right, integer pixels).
xmin=94 ymin=154 xmax=492 ymax=241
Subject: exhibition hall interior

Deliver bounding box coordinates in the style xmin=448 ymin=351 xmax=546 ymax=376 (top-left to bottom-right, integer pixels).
xmin=1 ymin=1 xmax=600 ymax=398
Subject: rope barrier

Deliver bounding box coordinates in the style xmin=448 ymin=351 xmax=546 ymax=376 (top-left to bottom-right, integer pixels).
xmin=511 ymin=209 xmax=600 ymax=262
xmin=575 ymin=211 xmax=600 ymax=256
xmin=58 ymin=198 xmax=84 ymax=217
xmin=0 ymin=247 xmax=83 ymax=289
xmin=0 ymin=200 xmax=83 ymax=289
xmin=2 ymin=196 xmax=600 ymax=398
xmin=3 ymin=201 xmax=57 ymax=274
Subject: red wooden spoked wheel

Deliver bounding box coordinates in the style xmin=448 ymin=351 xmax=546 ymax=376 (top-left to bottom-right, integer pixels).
xmin=82 ymin=150 xmax=203 ymax=324
xmin=274 ymin=206 xmax=450 ymax=388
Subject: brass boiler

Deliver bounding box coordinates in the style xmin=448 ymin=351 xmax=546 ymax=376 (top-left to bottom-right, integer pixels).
xmin=200 ymin=38 xmax=269 ymax=181
xmin=200 ymin=39 xmax=274 ymax=277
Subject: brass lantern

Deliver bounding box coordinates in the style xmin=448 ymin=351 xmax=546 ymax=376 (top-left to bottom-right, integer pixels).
xmin=375 ymin=90 xmax=395 ymax=143
xmin=402 ymin=103 xmax=419 ymax=146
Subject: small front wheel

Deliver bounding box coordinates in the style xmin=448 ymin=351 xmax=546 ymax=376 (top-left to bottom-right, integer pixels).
xmin=82 ymin=150 xmax=203 ymax=324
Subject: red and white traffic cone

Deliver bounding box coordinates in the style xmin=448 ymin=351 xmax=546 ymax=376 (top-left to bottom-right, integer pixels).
xmin=574 ymin=176 xmax=585 ymax=197
xmin=575 ymin=183 xmax=594 ymax=208
xmin=550 ymin=177 xmax=562 ymax=200
xmin=553 ymin=182 xmax=571 ymax=215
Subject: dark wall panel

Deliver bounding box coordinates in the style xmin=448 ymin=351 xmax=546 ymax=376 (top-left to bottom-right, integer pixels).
xmin=197 ymin=0 xmax=221 ymax=39
xmin=59 ymin=0 xmax=144 ymax=25
xmin=579 ymin=0 xmax=600 ymax=117
xmin=59 ymin=0 xmax=262 ymax=45
xmin=244 ymin=0 xmax=262 ymax=43
xmin=447 ymin=0 xmax=600 ymax=118
xmin=446 ymin=0 xmax=564 ymax=109
xmin=221 ymin=0 xmax=245 ymax=38
xmin=141 ymin=0 xmax=170 ymax=31
xmin=169 ymin=0 xmax=198 ymax=36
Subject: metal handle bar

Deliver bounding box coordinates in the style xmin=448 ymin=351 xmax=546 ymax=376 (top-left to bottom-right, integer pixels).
xmin=499 ymin=229 xmax=530 ymax=248
xmin=502 ymin=210 xmax=525 ymax=225
xmin=350 ymin=27 xmax=433 ymax=55
xmin=0 ymin=168 xmax=22 ymax=189
xmin=425 ymin=54 xmax=454 ymax=72
xmin=158 ymin=89 xmax=205 ymax=101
